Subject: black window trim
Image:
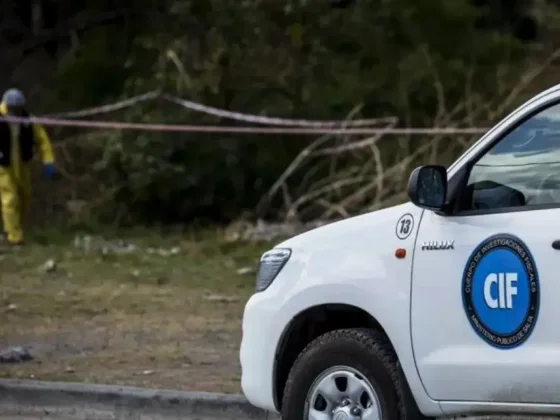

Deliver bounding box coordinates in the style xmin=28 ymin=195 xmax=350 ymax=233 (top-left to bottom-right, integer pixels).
xmin=446 ymin=96 xmax=560 ymax=218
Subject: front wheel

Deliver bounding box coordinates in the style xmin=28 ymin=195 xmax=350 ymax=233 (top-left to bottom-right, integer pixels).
xmin=281 ymin=328 xmax=430 ymax=420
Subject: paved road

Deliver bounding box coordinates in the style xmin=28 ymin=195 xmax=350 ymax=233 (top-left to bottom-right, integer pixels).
xmin=0 ymin=416 xmax=66 ymax=419
xmin=1 ymin=417 xmax=77 ymax=420
xmin=1 ymin=417 xmax=55 ymax=420
xmin=3 ymin=416 xmax=560 ymax=420
xmin=1 ymin=414 xmax=115 ymax=420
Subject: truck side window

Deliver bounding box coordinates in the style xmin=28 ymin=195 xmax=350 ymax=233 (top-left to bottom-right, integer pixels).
xmin=462 ymin=102 xmax=560 ymax=212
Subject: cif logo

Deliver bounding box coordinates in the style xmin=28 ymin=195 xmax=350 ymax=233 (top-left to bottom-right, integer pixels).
xmin=484 ymin=272 xmax=517 ymax=309
xmin=462 ymin=234 xmax=540 ymax=349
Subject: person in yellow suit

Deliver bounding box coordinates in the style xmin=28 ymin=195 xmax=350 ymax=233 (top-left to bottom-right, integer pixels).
xmin=0 ymin=88 xmax=55 ymax=246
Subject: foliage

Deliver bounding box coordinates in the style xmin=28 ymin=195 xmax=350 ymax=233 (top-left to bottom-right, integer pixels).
xmin=3 ymin=0 xmax=560 ymax=224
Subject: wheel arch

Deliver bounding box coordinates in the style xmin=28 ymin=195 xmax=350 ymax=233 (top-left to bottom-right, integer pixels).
xmin=273 ymin=303 xmax=397 ymax=411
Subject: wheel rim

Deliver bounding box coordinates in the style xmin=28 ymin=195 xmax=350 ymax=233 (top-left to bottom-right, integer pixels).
xmin=304 ymin=365 xmax=382 ymax=420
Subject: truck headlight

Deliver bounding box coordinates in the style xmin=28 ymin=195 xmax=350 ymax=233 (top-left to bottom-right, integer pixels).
xmin=255 ymin=248 xmax=291 ymax=292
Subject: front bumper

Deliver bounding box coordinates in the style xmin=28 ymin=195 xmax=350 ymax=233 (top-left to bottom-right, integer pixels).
xmin=240 ymin=291 xmax=283 ymax=413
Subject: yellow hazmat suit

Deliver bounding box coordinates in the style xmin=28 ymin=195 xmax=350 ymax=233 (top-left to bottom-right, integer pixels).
xmin=0 ymin=102 xmax=54 ymax=244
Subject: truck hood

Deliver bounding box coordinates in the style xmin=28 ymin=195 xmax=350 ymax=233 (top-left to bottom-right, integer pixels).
xmin=276 ymin=202 xmax=419 ymax=250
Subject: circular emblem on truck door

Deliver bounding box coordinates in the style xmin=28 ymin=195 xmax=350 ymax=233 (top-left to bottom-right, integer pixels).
xmin=462 ymin=234 xmax=540 ymax=350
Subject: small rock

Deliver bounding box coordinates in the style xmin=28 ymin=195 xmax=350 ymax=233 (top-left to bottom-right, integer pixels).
xmin=65 ymin=366 xmax=75 ymax=373
xmin=40 ymin=259 xmax=57 ymax=273
xmin=236 ymin=266 xmax=254 ymax=275
xmin=170 ymin=247 xmax=181 ymax=255
xmin=0 ymin=346 xmax=33 ymax=363
xmin=114 ymin=240 xmax=136 ymax=253
xmin=83 ymin=236 xmax=92 ymax=252
xmin=73 ymin=235 xmax=92 ymax=252
xmin=203 ymin=294 xmax=239 ymax=303
xmin=142 ymin=370 xmax=154 ymax=375
xmin=157 ymin=248 xmax=171 ymax=257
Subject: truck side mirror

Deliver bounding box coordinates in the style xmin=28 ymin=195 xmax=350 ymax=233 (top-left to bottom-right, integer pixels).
xmin=407 ymin=165 xmax=448 ymax=211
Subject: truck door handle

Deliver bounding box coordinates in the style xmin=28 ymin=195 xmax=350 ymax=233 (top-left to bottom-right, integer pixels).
xmin=552 ymin=240 xmax=560 ymax=250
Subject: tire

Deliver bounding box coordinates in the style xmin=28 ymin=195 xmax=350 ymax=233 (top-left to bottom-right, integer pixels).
xmin=281 ymin=328 xmax=431 ymax=420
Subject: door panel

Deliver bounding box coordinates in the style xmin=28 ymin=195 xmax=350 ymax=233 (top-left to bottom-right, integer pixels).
xmin=411 ymin=208 xmax=560 ymax=403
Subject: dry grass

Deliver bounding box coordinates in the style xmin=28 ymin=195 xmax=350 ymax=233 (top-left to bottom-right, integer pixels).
xmin=0 ymin=228 xmax=274 ymax=393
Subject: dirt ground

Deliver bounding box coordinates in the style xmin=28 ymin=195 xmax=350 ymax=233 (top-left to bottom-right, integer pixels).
xmin=0 ymin=228 xmax=274 ymax=393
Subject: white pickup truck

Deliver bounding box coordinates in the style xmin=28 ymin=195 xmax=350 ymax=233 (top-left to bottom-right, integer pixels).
xmin=239 ymin=84 xmax=560 ymax=420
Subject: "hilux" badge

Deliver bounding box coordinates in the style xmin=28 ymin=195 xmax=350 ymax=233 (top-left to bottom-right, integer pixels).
xmin=421 ymin=240 xmax=455 ymax=251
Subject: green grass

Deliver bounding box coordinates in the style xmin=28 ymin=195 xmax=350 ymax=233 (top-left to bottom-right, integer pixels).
xmin=0 ymin=227 xmax=274 ymax=393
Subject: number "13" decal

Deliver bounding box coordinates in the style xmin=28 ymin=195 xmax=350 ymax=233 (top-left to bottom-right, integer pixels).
xmin=396 ymin=213 xmax=414 ymax=240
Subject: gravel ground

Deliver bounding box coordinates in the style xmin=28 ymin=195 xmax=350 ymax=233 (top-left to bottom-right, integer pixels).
xmin=0 ymin=230 xmax=273 ymax=393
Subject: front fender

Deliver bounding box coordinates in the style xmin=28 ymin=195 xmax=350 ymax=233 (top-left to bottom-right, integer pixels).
xmin=276 ymin=285 xmax=440 ymax=416
xmin=270 ymin=203 xmax=442 ymax=416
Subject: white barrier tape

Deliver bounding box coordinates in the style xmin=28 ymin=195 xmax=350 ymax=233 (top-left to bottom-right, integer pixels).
xmin=47 ymin=91 xmax=162 ymax=118
xmin=43 ymin=91 xmax=396 ymax=128
xmin=162 ymin=94 xmax=398 ymax=127
xmin=0 ymin=115 xmax=489 ymax=135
